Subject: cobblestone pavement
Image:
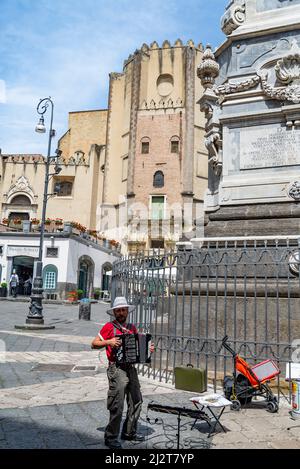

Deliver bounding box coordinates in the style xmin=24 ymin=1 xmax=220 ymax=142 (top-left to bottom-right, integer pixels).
xmin=0 ymin=301 xmax=299 ymax=449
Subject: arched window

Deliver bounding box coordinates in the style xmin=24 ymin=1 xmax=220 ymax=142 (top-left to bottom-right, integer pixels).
xmin=141 ymin=137 xmax=151 ymax=154
xmin=153 ymin=171 xmax=164 ymax=188
xmin=43 ymin=265 xmax=58 ymax=290
xmin=10 ymin=195 xmax=31 ymax=206
xmin=170 ymin=136 xmax=180 ymax=154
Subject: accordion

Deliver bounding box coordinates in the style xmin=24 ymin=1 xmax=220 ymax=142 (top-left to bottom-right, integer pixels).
xmin=115 ymin=333 xmax=152 ymax=365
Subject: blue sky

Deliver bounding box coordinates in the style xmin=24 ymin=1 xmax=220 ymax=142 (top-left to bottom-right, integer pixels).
xmin=0 ymin=0 xmax=226 ymax=154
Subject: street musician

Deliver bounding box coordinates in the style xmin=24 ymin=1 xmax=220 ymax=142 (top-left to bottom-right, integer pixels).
xmin=91 ymin=296 xmax=154 ymax=449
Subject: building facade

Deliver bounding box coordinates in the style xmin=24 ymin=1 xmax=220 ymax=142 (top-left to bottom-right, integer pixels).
xmin=101 ymin=40 xmax=208 ymax=253
xmin=0 ymin=109 xmax=107 ymax=232
xmin=0 ymin=229 xmax=120 ymax=300
xmin=0 ymin=40 xmax=209 ymax=256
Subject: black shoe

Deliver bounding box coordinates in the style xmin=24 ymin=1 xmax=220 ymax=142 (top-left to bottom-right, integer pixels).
xmin=121 ymin=433 xmax=145 ymax=442
xmin=105 ymin=439 xmax=122 ymax=449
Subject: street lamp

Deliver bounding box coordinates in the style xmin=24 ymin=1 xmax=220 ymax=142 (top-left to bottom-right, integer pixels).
xmin=26 ymin=97 xmax=56 ymax=326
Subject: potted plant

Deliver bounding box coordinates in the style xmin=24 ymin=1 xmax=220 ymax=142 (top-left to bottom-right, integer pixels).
xmin=55 ymin=218 xmax=63 ymax=226
xmin=45 ymin=218 xmax=52 ymax=226
xmin=2 ymin=218 xmax=8 ymax=226
xmin=31 ymin=218 xmax=40 ymax=225
xmin=77 ymin=289 xmax=84 ymax=300
xmin=0 ymin=282 xmax=8 ymax=297
xmin=67 ymin=290 xmax=78 ymax=302
xmin=94 ymin=288 xmax=101 ymax=300
xmin=12 ymin=217 xmax=22 ymax=228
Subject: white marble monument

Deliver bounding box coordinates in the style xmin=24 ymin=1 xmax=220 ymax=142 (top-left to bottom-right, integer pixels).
xmin=198 ymin=0 xmax=300 ymax=235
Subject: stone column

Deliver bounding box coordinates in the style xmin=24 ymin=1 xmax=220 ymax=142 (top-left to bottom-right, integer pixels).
xmin=182 ymin=46 xmax=195 ymax=201
xmin=127 ymin=53 xmax=142 ymax=199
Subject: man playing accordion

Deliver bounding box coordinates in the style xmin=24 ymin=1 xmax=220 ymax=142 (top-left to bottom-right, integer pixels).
xmin=92 ymin=296 xmax=154 ymax=450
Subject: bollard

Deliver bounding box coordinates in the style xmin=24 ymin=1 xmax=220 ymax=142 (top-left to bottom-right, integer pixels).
xmin=79 ymin=299 xmax=91 ymax=321
xmin=292 ymin=380 xmax=300 ymax=420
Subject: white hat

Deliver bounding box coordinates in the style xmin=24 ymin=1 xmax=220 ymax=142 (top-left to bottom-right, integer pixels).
xmin=106 ymin=296 xmax=136 ymax=316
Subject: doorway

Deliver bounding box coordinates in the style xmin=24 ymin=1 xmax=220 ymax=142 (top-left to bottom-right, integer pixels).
xmin=12 ymin=256 xmax=34 ymax=296
xmin=78 ymin=262 xmax=88 ymax=296
xmin=78 ymin=256 xmax=94 ymax=298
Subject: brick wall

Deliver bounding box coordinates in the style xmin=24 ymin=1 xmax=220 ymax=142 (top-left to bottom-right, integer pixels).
xmin=134 ymin=112 xmax=184 ymax=210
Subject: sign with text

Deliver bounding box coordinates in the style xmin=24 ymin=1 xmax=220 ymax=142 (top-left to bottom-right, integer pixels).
xmin=7 ymin=245 xmax=39 ymax=258
xmin=240 ymin=126 xmax=300 ymax=170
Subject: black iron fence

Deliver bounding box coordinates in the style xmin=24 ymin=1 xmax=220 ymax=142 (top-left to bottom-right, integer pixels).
xmin=112 ymin=237 xmax=300 ymax=401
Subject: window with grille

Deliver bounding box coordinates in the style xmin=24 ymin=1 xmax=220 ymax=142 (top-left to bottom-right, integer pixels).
xmin=150 ymin=239 xmax=165 ymax=249
xmin=54 ymin=180 xmax=73 ymax=197
xmin=43 ymin=265 xmax=58 ymax=291
xmin=141 ymin=137 xmax=150 ymax=154
xmin=44 ymin=271 xmax=56 ymax=290
xmin=46 ymin=247 xmax=58 ymax=258
xmin=153 ymin=171 xmax=164 ymax=188
xmin=170 ymin=136 xmax=180 ymax=154
xmin=171 ymin=141 xmax=179 ymax=153
xmin=142 ymin=142 xmax=150 ymax=154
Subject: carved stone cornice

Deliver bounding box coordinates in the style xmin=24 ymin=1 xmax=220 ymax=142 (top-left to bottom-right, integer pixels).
xmin=221 ymin=1 xmax=246 ymax=36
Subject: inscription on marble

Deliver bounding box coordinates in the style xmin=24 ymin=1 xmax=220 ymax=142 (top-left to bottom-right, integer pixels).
xmin=240 ymin=127 xmax=300 ymax=169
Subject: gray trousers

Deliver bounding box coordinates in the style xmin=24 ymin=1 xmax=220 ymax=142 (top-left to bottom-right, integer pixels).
xmin=105 ymin=363 xmax=143 ymax=442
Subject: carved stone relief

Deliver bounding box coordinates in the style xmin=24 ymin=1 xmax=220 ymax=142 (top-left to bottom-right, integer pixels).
xmin=6 ymin=176 xmax=35 ymax=203
xmin=221 ymin=1 xmax=246 ymax=36
xmin=214 ymin=45 xmax=300 ymax=105
xmin=288 ymin=181 xmax=300 ymax=201
xmin=215 ymin=76 xmax=261 ymax=102
xmin=205 ymin=131 xmax=223 ymax=177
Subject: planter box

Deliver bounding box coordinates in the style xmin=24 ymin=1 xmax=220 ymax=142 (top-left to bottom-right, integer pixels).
xmin=0 ymin=287 xmax=7 ymax=298
xmin=63 ymin=223 xmax=73 ymax=234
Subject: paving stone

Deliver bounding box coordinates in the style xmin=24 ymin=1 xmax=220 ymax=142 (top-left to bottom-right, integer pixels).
xmin=28 ymin=405 xmax=64 ymax=419
xmin=41 ymin=431 xmax=86 ymax=449
xmin=0 ymin=441 xmax=10 ymax=449
xmin=0 ymin=408 xmax=30 ymax=419
xmin=4 ymin=432 xmax=45 ymax=449
xmin=270 ymin=440 xmax=300 ymax=449
xmin=58 ymin=403 xmax=89 ymax=416
xmin=1 ymin=418 xmax=34 ymax=433
xmin=212 ymin=431 xmax=249 ymax=445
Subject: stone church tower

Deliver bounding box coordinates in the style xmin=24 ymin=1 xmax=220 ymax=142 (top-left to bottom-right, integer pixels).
xmin=101 ymin=40 xmax=208 ymax=253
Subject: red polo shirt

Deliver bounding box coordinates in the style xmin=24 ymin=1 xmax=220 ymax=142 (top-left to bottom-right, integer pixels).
xmin=99 ymin=321 xmax=138 ymax=363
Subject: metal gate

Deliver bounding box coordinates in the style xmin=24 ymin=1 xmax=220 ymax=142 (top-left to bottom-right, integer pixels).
xmin=112 ymin=237 xmax=300 ymax=401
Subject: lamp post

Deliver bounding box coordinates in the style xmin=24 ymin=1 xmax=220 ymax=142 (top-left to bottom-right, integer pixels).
xmin=26 ymin=97 xmax=55 ymax=326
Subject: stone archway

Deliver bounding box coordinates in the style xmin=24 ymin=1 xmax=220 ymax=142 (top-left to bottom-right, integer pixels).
xmin=8 ymin=194 xmax=32 ymax=227
xmin=77 ymin=255 xmax=95 ymax=298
